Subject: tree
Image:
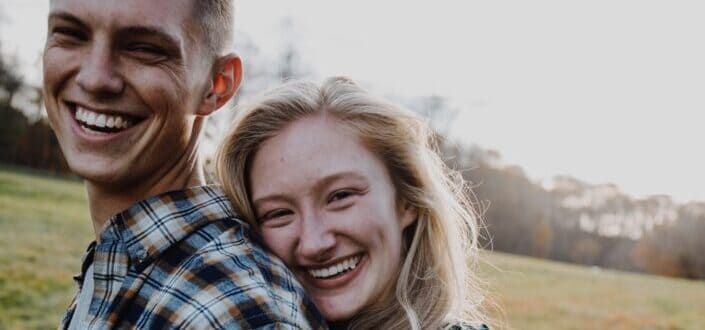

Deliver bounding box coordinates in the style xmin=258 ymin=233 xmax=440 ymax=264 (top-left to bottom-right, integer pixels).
xmin=0 ymin=44 xmax=23 ymax=107
xmin=0 ymin=40 xmax=70 ymax=173
xmin=405 ymin=95 xmax=460 ymax=136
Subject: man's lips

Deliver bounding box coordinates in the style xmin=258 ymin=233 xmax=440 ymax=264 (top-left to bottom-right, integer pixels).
xmin=65 ymin=101 xmax=147 ymax=135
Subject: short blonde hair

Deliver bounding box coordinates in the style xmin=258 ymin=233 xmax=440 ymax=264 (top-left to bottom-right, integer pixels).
xmin=192 ymin=0 xmax=234 ymax=56
xmin=216 ymin=77 xmax=485 ymax=329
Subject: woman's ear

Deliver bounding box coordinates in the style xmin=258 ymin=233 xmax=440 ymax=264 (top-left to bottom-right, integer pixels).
xmin=399 ymin=200 xmax=418 ymax=230
xmin=198 ymin=54 xmax=243 ymax=116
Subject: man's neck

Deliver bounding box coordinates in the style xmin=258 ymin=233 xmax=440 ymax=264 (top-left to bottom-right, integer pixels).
xmin=85 ymin=163 xmax=206 ymax=242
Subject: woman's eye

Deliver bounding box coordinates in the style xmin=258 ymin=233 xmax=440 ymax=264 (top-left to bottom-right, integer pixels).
xmin=328 ymin=190 xmax=355 ymax=203
xmin=263 ymin=209 xmax=293 ymax=220
xmin=259 ymin=209 xmax=294 ymax=228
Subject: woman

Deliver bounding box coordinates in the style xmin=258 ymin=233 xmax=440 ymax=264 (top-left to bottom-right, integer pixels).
xmin=216 ymin=77 xmax=487 ymax=329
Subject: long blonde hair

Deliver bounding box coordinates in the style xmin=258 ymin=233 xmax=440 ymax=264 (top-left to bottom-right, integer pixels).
xmin=216 ymin=76 xmax=485 ymax=329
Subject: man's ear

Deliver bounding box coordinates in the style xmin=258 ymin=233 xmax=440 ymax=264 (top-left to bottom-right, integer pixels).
xmin=198 ymin=54 xmax=243 ymax=116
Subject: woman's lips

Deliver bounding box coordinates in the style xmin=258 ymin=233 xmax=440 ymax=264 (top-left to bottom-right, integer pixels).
xmin=302 ymin=254 xmax=366 ymax=290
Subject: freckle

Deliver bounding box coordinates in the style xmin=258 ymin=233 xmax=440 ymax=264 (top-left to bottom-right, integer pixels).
xmin=280 ymin=157 xmax=285 ymax=163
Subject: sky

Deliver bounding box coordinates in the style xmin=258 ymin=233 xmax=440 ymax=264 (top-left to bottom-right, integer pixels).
xmin=1 ymin=0 xmax=703 ymax=203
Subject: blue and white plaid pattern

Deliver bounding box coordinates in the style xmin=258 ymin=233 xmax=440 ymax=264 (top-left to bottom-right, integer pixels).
xmin=61 ymin=186 xmax=326 ymax=329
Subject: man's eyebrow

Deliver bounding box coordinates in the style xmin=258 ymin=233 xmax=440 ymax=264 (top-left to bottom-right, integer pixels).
xmin=48 ymin=11 xmax=88 ymax=30
xmin=119 ymin=26 xmax=181 ymax=48
xmin=48 ymin=11 xmax=180 ymax=48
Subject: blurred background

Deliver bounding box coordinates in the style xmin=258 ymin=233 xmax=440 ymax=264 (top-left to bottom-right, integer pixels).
xmin=1 ymin=0 xmax=704 ymax=329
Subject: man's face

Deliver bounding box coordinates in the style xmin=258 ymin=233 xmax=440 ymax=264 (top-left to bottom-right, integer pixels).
xmin=44 ymin=0 xmax=213 ymax=188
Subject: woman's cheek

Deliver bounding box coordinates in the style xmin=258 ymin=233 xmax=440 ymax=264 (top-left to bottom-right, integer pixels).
xmin=262 ymin=227 xmax=294 ymax=260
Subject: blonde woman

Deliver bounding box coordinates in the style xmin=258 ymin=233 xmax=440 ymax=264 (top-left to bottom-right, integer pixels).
xmin=216 ymin=77 xmax=488 ymax=329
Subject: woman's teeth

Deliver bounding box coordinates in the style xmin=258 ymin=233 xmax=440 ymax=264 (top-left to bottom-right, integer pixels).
xmin=308 ymin=256 xmax=361 ymax=279
xmin=75 ymin=106 xmax=133 ymax=132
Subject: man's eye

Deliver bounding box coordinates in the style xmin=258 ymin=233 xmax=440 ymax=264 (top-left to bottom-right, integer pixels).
xmin=52 ymin=27 xmax=87 ymax=42
xmin=126 ymin=44 xmax=167 ymax=59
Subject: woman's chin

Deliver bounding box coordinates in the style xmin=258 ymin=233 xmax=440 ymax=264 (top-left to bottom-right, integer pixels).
xmin=312 ymin=294 xmax=361 ymax=322
xmin=297 ymin=254 xmax=370 ymax=321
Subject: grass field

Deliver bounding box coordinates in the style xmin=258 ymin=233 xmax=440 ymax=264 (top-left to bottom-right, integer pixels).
xmin=1 ymin=166 xmax=704 ymax=329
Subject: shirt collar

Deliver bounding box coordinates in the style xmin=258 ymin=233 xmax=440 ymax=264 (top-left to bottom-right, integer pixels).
xmin=73 ymin=241 xmax=97 ymax=285
xmin=97 ymin=185 xmax=242 ymax=269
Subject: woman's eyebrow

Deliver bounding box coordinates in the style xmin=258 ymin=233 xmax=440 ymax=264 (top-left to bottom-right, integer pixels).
xmin=311 ymin=171 xmax=367 ymax=195
xmin=252 ymin=172 xmax=366 ymax=207
xmin=252 ymin=194 xmax=292 ymax=208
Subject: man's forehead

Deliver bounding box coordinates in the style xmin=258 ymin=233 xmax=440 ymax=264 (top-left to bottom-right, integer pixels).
xmin=49 ymin=0 xmax=197 ymax=34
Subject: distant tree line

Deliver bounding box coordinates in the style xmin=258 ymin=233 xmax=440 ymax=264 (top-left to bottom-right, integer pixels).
xmin=633 ymin=205 xmax=705 ymax=278
xmin=0 ymin=43 xmax=69 ymax=174
xmin=440 ymin=141 xmax=705 ymax=280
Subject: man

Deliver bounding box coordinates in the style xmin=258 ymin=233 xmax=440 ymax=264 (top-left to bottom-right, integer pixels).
xmin=43 ymin=0 xmax=326 ymax=328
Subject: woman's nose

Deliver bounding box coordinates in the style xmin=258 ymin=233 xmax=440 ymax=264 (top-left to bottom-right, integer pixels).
xmin=296 ymin=212 xmax=336 ymax=262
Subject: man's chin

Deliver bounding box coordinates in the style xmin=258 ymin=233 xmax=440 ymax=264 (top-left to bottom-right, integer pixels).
xmin=69 ymin=161 xmax=138 ymax=190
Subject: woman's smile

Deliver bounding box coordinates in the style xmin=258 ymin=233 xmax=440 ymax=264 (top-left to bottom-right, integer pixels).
xmin=302 ymin=254 xmax=365 ymax=290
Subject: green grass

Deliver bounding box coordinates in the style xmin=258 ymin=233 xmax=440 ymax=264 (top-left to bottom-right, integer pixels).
xmin=1 ymin=166 xmax=704 ymax=329
xmin=479 ymin=252 xmax=705 ymax=329
xmin=0 ymin=166 xmax=92 ymax=330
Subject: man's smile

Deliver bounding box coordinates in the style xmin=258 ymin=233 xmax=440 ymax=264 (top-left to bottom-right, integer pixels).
xmin=66 ymin=101 xmax=146 ymax=136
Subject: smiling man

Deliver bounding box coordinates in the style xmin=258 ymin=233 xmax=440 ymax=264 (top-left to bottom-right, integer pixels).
xmin=43 ymin=0 xmax=325 ymax=328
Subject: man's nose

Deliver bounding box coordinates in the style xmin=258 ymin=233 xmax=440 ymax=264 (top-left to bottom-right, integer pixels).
xmin=75 ymin=40 xmax=124 ymax=95
xmin=296 ymin=212 xmax=336 ymax=262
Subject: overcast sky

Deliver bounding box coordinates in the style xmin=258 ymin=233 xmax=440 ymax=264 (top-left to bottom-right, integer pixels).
xmin=2 ymin=0 xmax=703 ymax=202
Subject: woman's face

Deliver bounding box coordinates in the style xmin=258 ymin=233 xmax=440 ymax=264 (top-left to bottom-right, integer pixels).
xmin=249 ymin=115 xmax=416 ymax=322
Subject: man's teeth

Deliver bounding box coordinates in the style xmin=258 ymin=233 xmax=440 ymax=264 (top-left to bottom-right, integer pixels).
xmin=308 ymin=256 xmax=360 ymax=279
xmin=75 ymin=106 xmax=131 ymax=129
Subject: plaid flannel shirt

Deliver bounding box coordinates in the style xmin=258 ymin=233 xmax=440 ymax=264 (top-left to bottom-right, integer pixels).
xmin=60 ymin=186 xmax=327 ymax=329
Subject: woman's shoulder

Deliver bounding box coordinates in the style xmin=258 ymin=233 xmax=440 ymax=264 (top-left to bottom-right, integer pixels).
xmin=444 ymin=320 xmax=490 ymax=330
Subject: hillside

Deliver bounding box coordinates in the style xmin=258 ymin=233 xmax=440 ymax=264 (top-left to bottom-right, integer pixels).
xmin=1 ymin=166 xmax=703 ymax=329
